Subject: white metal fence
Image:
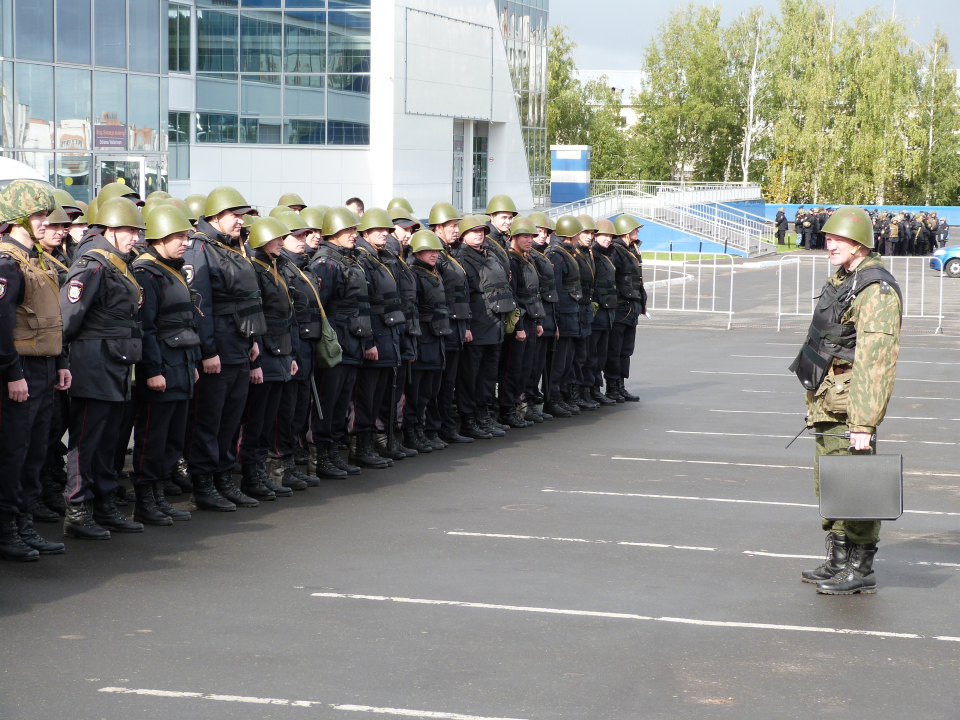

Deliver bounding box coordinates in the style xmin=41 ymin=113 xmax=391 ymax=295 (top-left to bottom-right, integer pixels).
xmin=645 ymin=252 xmax=736 ymax=330
xmin=776 ymin=255 xmax=945 ymax=334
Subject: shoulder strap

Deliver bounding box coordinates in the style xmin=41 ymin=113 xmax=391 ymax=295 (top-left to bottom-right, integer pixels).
xmin=850 ymin=265 xmax=903 ymax=310
xmin=87 ymin=248 xmax=141 ymax=295
xmin=290 ymin=264 xmax=326 ymax=318
xmin=0 ymin=241 xmax=61 ymax=295
xmin=134 ymin=255 xmax=191 ymax=293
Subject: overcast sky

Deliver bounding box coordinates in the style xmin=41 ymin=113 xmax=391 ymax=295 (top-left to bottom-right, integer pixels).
xmin=549 ymin=0 xmax=960 ymax=72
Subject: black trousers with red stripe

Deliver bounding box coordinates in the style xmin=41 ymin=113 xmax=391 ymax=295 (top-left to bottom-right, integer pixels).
xmin=272 ymin=377 xmax=310 ymax=458
xmin=237 ymin=380 xmax=285 ymax=466
xmin=310 ymin=364 xmax=357 ymax=445
xmin=64 ymin=397 xmax=124 ymax=504
xmin=498 ymin=318 xmax=534 ymax=408
xmin=404 ymin=368 xmax=441 ymax=427
xmin=425 ymin=349 xmax=459 ymax=435
xmin=354 ymin=367 xmax=389 ymax=434
xmin=184 ymin=361 xmax=250 ymax=476
xmin=0 ymin=357 xmax=57 ymax=514
xmin=131 ymin=400 xmax=188 ymax=486
xmin=457 ymin=343 xmax=499 ymax=415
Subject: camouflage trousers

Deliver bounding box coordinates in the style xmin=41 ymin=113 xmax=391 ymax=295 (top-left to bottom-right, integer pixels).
xmin=813 ymin=420 xmax=881 ymax=545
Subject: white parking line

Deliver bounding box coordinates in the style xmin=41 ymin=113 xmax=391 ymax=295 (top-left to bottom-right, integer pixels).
xmin=97 ymin=687 xmax=528 ymax=720
xmin=693 ymin=370 xmax=959 ymax=383
xmin=611 ymin=456 xmax=812 ymax=470
xmin=309 ymin=592 xmax=958 ymax=643
xmin=708 ymin=409 xmax=955 ymax=421
xmin=665 ymin=430 xmax=958 ymax=446
xmin=445 ymin=531 xmax=716 ymax=552
xmin=540 ymin=488 xmax=960 ymax=517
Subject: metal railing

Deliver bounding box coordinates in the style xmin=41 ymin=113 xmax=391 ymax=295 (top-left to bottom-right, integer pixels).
xmin=645 ymin=252 xmax=736 ymax=330
xmin=776 ymin=254 xmax=945 ymax=334
xmin=591 ymin=180 xmax=764 ymax=204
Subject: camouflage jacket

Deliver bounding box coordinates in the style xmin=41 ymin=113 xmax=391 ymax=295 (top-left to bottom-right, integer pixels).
xmin=805 ymin=253 xmax=901 ymax=433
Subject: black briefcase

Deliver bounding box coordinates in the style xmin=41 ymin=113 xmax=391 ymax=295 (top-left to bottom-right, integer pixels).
xmin=818 ymin=454 xmax=903 ymax=521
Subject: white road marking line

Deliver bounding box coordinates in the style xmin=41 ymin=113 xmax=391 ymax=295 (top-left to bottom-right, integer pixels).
xmin=611 ymin=456 xmax=812 ymax=470
xmin=897 ymin=360 xmax=960 ymax=365
xmin=904 ymin=470 xmax=960 ymax=478
xmin=664 ymin=430 xmax=958 ymax=446
xmin=934 ymin=636 xmax=960 ymax=642
xmin=445 ymin=531 xmax=716 ymax=552
xmin=693 ymin=370 xmax=959 ymax=383
xmin=97 ymin=687 xmax=527 ymax=720
xmin=541 ymin=488 xmax=960 ymax=516
xmin=309 ymin=592 xmax=943 ymax=642
xmin=898 ymin=396 xmax=960 ymax=401
xmin=707 ymin=409 xmax=954 ymax=421
xmin=731 ymin=354 xmax=795 ymax=359
xmin=741 ymin=551 xmax=960 ymax=569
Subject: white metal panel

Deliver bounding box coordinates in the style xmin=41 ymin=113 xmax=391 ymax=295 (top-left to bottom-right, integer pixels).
xmin=404 ymin=8 xmax=492 ymax=120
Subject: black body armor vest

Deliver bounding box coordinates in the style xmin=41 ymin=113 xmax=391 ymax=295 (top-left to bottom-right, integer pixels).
xmin=357 ymin=246 xmax=406 ymax=327
xmin=437 ymin=250 xmax=471 ymax=320
xmin=132 ymin=255 xmax=201 ymax=349
xmin=611 ymin=240 xmax=644 ymax=301
xmin=411 ymin=263 xmax=452 ymax=337
xmin=75 ymin=248 xmax=143 ymax=364
xmin=592 ymin=249 xmax=618 ymax=309
xmin=529 ymin=247 xmax=558 ymax=303
xmin=279 ymin=254 xmax=323 ymax=340
xmin=459 ymin=244 xmax=518 ymax=315
xmin=313 ymin=243 xmax=372 ymax=338
xmin=546 ymin=244 xmax=583 ymax=302
xmin=251 ymin=256 xmax=295 ymax=356
xmin=574 ymin=247 xmax=595 ymax=306
xmin=393 ymin=252 xmax=421 ymax=336
xmin=789 ymin=265 xmax=902 ymax=391
xmin=510 ymin=250 xmax=546 ymax=319
xmin=197 ymin=233 xmax=268 ymax=338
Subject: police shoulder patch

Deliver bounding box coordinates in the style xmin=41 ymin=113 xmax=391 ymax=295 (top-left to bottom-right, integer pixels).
xmin=76 ymin=257 xmax=90 ymax=268
xmin=0 ymin=276 xmax=7 ymax=299
xmin=67 ymin=280 xmax=84 ymax=303
xmin=879 ymin=280 xmax=891 ymax=295
xmin=183 ymin=264 xmax=195 ymax=284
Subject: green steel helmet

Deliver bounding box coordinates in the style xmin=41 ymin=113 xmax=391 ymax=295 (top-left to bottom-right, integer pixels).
xmin=613 ymin=214 xmax=643 ymax=237
xmin=47 ymin=204 xmax=72 ymax=225
xmin=458 ymin=214 xmax=488 ymax=235
xmin=248 ymin=216 xmax=289 ymax=249
xmin=145 ymin=204 xmax=192 ymax=241
xmin=356 ymin=207 xmax=393 ymax=233
xmin=268 ymin=205 xmax=292 ymax=217
xmin=98 ymin=181 xmax=142 ymax=206
xmin=509 ymin=216 xmax=537 ymax=237
xmin=820 ymin=206 xmax=874 ymax=249
xmin=204 ymin=186 xmax=251 ymax=219
xmin=52 ymin=189 xmax=82 ymax=216
xmin=486 ymin=194 xmax=518 ymax=216
xmin=85 ymin=197 xmax=99 ymax=225
xmin=146 ymin=190 xmax=171 ymax=202
xmin=165 ymin=197 xmax=197 ymax=223
xmin=387 ymin=197 xmax=414 ymax=214
xmin=528 ymin=211 xmax=552 ymax=231
xmin=321 ymin=206 xmax=360 ymax=237
xmin=96 ymin=197 xmax=146 ymax=230
xmin=276 ymin=210 xmax=309 ymax=234
xmin=310 ymin=204 xmax=331 ymax=213
xmin=0 ymin=180 xmax=56 ymax=223
xmin=389 ymin=207 xmax=421 ymax=227
xmin=554 ymin=215 xmax=584 ymax=239
xmin=299 ymin=206 xmax=326 ymax=230
xmin=576 ymin=214 xmax=598 ymax=232
xmin=278 ymin=192 xmax=306 ymax=209
xmin=595 ymin=218 xmax=616 ymax=236
xmin=184 ymin=194 xmax=208 ymax=219
xmin=408 ymin=229 xmax=444 ymax=253
xmin=427 ymin=202 xmax=461 ymax=227
xmin=72 ymin=200 xmax=89 ymax=225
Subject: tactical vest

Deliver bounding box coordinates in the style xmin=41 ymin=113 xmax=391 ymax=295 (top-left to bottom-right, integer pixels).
xmin=132 ymin=255 xmax=201 ymax=349
xmin=546 ymin=244 xmax=583 ymax=303
xmin=252 ymin=256 xmax=295 ymax=356
xmin=0 ymin=240 xmax=63 ymax=357
xmin=790 ymin=265 xmax=902 ymax=392
xmin=459 ymin=245 xmax=517 ymax=315
xmin=196 ymin=233 xmax=268 ymax=338
xmin=574 ymin=247 xmax=595 ymax=305
xmin=484 ymin=235 xmax=512 ymax=276
xmin=592 ymin=249 xmax=618 ymax=309
xmin=611 ymin=241 xmax=643 ymax=301
xmin=357 ymin=247 xmax=405 ymax=327
xmin=510 ymin=250 xmax=546 ymax=319
xmin=437 ymin=250 xmax=471 ymax=320
xmin=313 ymin=244 xmax=372 ymax=338
xmin=279 ymin=257 xmax=323 ymax=340
xmin=75 ymin=247 xmax=143 ymax=364
xmin=889 ymin=222 xmax=899 ymax=239
xmin=393 ymin=253 xmax=421 ymax=336
xmin=529 ymin=247 xmax=558 ymax=303
xmin=411 ymin=264 xmax=452 ymax=337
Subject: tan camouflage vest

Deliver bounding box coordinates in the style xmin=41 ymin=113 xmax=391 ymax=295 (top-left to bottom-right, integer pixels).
xmin=0 ymin=240 xmax=63 ymax=356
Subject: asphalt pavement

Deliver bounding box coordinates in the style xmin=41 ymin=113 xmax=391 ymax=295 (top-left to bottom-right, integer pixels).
xmin=1 ymin=286 xmax=958 ymax=719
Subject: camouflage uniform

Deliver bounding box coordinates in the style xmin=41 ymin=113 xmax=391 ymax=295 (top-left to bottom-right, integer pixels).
xmin=804 ymin=252 xmax=901 ymax=544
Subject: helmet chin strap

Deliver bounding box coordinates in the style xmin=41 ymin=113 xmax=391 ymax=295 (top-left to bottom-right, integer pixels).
xmin=15 ymin=216 xmax=37 ymax=240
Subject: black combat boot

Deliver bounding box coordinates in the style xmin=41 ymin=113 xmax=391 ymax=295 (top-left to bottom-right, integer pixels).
xmin=350 ymin=432 xmax=391 ymax=469
xmin=40 ymin=471 xmax=67 ymax=516
xmin=132 ymin=483 xmax=174 ymax=526
xmin=498 ymin=407 xmax=528 ymax=429
xmin=523 ymin=405 xmax=545 ymax=423
xmin=214 ymin=469 xmax=260 ymax=507
xmin=816 ymin=543 xmax=879 ymax=595
xmin=191 ymin=473 xmax=237 ymax=511
xmin=423 ymin=430 xmax=447 ymax=450
xmin=30 ymin=500 xmax=60 ymax=524
xmin=240 ymin=464 xmax=276 ymax=501
xmin=169 ymin=458 xmax=193 ymax=493
xmin=285 ymin=455 xmax=319 ymax=487
xmin=16 ymin=513 xmax=64 ymax=555
xmin=439 ymin=429 xmax=474 ymax=444
xmin=561 ymin=391 xmax=581 ymax=415
xmin=0 ymin=512 xmax=40 ymax=561
xmin=573 ymin=385 xmax=597 ymax=410
xmin=591 ymin=386 xmax=616 ymax=406
xmin=404 ymin=426 xmax=433 ymax=453
xmin=325 ymin=442 xmax=360 ymax=475
xmin=543 ymin=396 xmax=572 ymax=417
xmin=273 ymin=458 xmax=307 ymax=491
xmin=375 ymin=432 xmax=408 ymax=461
xmin=391 ymin=427 xmax=419 ymax=457
xmin=258 ymin=461 xmax=293 ymax=497
xmin=619 ymin=379 xmax=640 ymax=402
xmin=477 ymin=410 xmax=506 ymax=437
xmin=486 ymin=407 xmax=510 ymax=431
xmin=801 ymin=532 xmax=849 ymax=584
xmin=113 ymin=485 xmax=130 ymax=506
xmin=162 ymin=477 xmax=183 ymax=496
xmin=92 ymin=495 xmax=144 ymax=533
xmin=63 ymin=502 xmax=111 ymax=540
xmin=459 ymin=414 xmax=492 ymax=439
xmin=294 ymin=444 xmax=310 ymax=466
xmin=153 ymin=481 xmax=191 ymax=521
xmin=605 ymin=378 xmax=624 ymax=403
xmin=314 ymin=442 xmax=348 ymax=479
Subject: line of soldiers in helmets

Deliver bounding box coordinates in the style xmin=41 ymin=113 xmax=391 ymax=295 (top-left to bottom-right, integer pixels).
xmin=0 ymin=178 xmax=647 ymax=561
xmin=779 ymin=205 xmax=949 ymax=255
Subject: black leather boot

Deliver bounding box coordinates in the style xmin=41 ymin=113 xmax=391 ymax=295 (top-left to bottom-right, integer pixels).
xmin=41 ymin=473 xmax=67 ymax=516
xmin=275 ymin=457 xmax=307 ymax=490
xmin=161 ymin=477 xmax=183 ymax=496
xmin=63 ymin=502 xmax=111 ymax=540
xmin=215 ymin=469 xmax=260 ymax=507
xmin=498 ymin=407 xmax=528 ymax=429
xmin=605 ymin=378 xmax=624 ymax=403
xmin=477 ymin=410 xmax=506 ymax=437
xmin=404 ymin=426 xmax=433 ymax=453
xmin=350 ymin=432 xmax=391 ymax=469
xmin=423 ymin=430 xmax=447 ymax=450
xmin=314 ymin=442 xmax=347 ymax=479
xmin=591 ymin=386 xmax=616 ymax=406
xmin=459 ymin=414 xmax=492 ymax=439
xmin=816 ymin=543 xmax=879 ymax=595
xmin=133 ymin=483 xmax=173 ymax=526
xmin=240 ymin=464 xmax=276 ymax=501
xmin=93 ymin=495 xmax=144 ymax=533
xmin=375 ymin=432 xmax=408 ymax=461
xmin=801 ymin=532 xmax=849 ymax=584
xmin=523 ymin=405 xmax=545 ymax=423
xmin=439 ymin=429 xmax=474 ymax=444
xmin=0 ymin=512 xmax=40 ymax=561
xmin=486 ymin=407 xmax=510 ymax=430
xmin=573 ymin=385 xmax=596 ymax=410
xmin=561 ymin=391 xmax=581 ymax=415
xmin=170 ymin=458 xmax=193 ymax=493
xmin=191 ymin=473 xmax=237 ymax=511
xmin=326 ymin=443 xmax=360 ymax=475
xmin=390 ymin=428 xmax=419 ymax=457
xmin=153 ymin=481 xmax=191 ymax=521
xmin=294 ymin=444 xmax=310 ymax=466
xmin=285 ymin=455 xmax=319 ymax=487
xmin=30 ymin=500 xmax=60 ymax=524
xmin=543 ymin=398 xmax=572 ymax=417
xmin=619 ymin=379 xmax=640 ymax=402
xmin=16 ymin=512 xmax=64 ymax=555
xmin=258 ymin=461 xmax=293 ymax=497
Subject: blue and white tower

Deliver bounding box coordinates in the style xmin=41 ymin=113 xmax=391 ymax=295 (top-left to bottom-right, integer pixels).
xmin=550 ymin=145 xmax=591 ymax=205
